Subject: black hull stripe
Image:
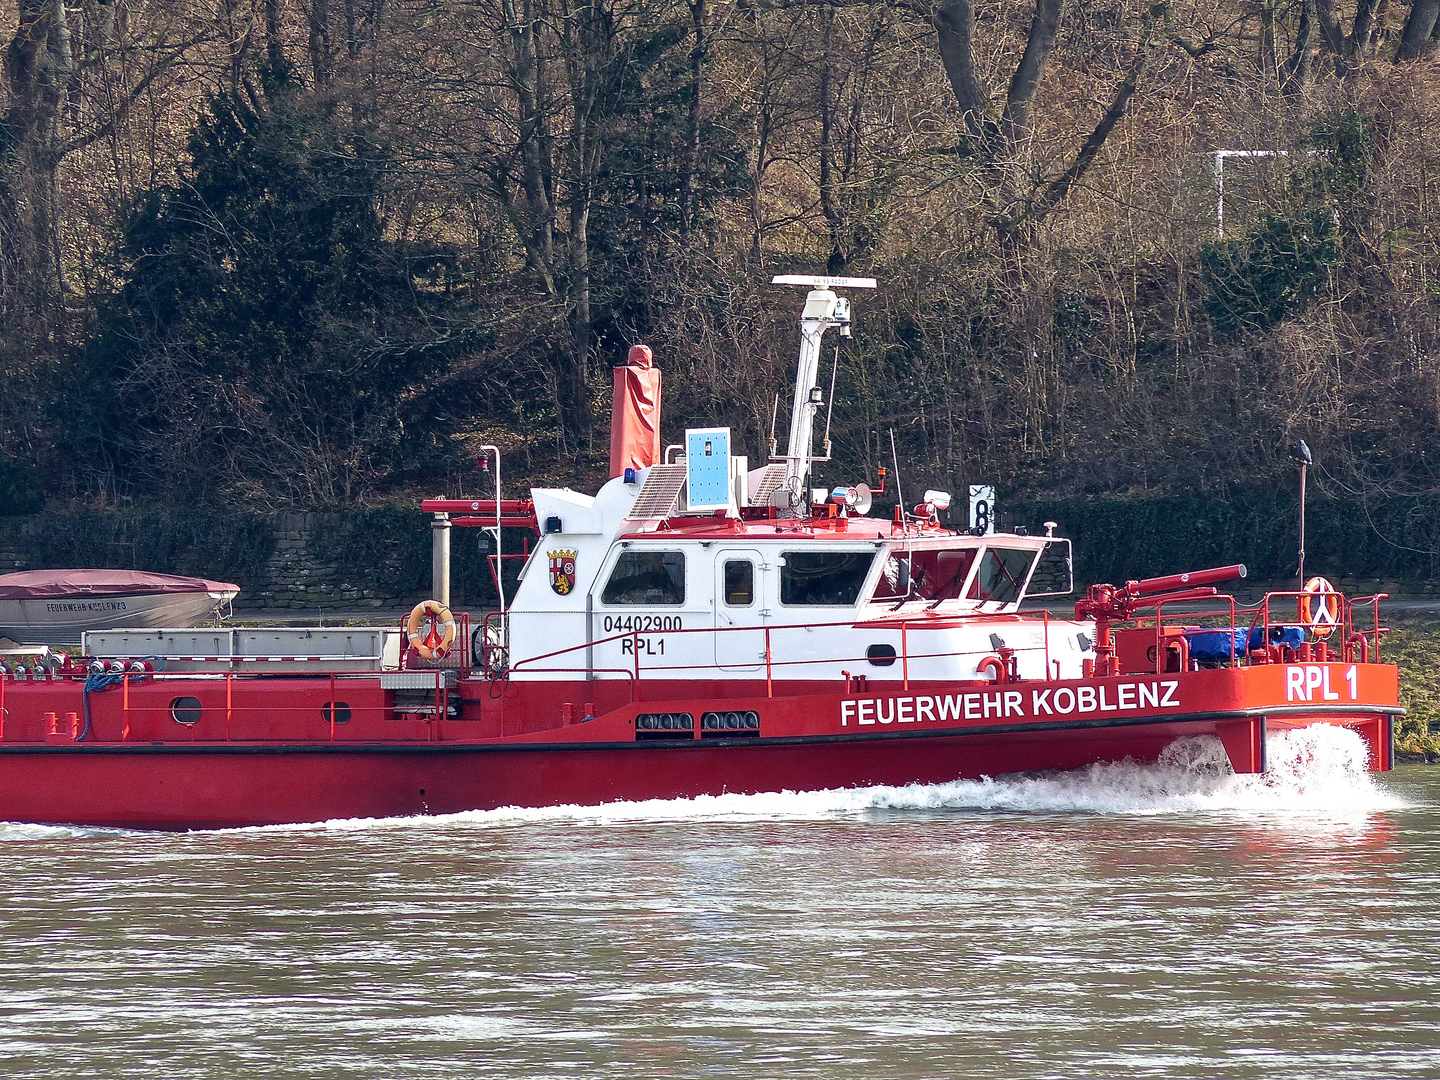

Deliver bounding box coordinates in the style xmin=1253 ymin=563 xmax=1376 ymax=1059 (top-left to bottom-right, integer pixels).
xmin=0 ymin=704 xmax=1402 ymax=755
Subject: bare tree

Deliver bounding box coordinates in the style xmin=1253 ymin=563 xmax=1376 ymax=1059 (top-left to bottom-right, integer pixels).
xmin=2 ymin=0 xmax=211 ymax=338
xmin=930 ymin=0 xmax=1161 ymax=243
xmin=1313 ymin=0 xmax=1390 ymax=70
xmin=392 ymin=0 xmax=696 ymax=451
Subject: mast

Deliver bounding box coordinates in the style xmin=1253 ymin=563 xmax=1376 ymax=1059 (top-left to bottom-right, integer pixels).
xmin=770 ymin=274 xmax=876 ymax=506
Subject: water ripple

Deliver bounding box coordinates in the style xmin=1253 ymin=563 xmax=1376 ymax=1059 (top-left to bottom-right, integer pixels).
xmin=0 ymin=727 xmax=1434 ymax=1079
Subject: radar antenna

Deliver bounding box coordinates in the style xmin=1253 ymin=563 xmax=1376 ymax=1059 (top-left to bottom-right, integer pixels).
xmin=770 ymin=275 xmax=877 ymax=511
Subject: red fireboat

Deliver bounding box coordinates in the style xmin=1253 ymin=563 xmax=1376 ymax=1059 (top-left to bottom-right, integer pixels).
xmin=0 ymin=277 xmax=1400 ymax=828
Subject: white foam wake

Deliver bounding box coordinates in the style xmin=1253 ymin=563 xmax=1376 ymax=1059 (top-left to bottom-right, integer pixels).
xmin=0 ymin=724 xmax=1403 ymax=841
xmin=0 ymin=821 xmax=131 ymax=842
xmin=300 ymin=723 xmax=1403 ymax=833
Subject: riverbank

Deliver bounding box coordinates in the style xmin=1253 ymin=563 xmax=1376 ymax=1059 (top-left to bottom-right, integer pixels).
xmin=1385 ymin=612 xmax=1440 ymax=761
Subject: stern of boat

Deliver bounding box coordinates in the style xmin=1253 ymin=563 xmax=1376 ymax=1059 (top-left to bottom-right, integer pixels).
xmin=1097 ymin=584 xmax=1400 ymax=775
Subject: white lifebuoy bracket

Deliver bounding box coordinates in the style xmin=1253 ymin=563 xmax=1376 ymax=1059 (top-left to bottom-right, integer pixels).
xmin=1299 ymin=576 xmax=1340 ymax=638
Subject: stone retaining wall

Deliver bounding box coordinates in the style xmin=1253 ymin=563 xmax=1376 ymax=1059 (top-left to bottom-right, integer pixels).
xmin=241 ymin=512 xmax=428 ymax=610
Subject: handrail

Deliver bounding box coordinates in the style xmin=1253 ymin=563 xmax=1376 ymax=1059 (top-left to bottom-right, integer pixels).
xmin=504 ymin=611 xmax=1056 ymax=677
xmin=511 ymin=626 xmax=1022 ymax=682
xmin=1148 ymin=596 xmax=1238 ymax=673
xmin=99 ymin=666 xmax=462 ymax=743
xmin=454 ymin=588 xmax=1394 ymax=686
xmin=1133 ymin=588 xmax=1386 ymax=669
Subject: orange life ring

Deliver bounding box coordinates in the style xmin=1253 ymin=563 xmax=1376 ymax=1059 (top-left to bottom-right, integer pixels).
xmin=1299 ymin=576 xmax=1340 ymax=638
xmin=406 ymin=600 xmax=457 ymax=660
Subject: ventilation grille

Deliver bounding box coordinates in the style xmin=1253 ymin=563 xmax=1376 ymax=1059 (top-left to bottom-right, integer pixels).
xmin=626 ymin=464 xmax=688 ymax=520
xmin=749 ymin=464 xmax=787 ymax=505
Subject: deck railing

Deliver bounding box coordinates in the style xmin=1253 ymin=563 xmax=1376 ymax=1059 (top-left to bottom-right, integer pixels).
xmin=0 ymin=589 xmax=1390 ymax=743
xmin=501 ymin=609 xmax=1062 ymax=698
xmin=1135 ymin=590 xmax=1386 ymax=674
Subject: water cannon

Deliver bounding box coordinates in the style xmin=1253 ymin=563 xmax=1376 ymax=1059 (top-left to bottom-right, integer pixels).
xmin=1075 ymin=564 xmax=1247 ymax=677
xmin=1130 ymin=564 xmax=1247 ymax=596
xmin=1077 ymin=564 xmax=1246 ymax=622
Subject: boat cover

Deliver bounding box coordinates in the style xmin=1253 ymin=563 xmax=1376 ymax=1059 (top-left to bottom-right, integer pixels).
xmin=609 ymin=344 xmax=663 ymax=478
xmin=1184 ymin=625 xmax=1308 ymax=662
xmin=0 ymin=570 xmax=239 ymax=599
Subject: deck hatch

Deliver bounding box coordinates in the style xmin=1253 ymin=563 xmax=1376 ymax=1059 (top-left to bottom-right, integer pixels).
xmin=381 ymin=671 xmax=459 ymax=690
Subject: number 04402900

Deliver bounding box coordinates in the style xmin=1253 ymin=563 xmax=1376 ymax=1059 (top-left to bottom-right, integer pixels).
xmin=603 ymin=614 xmax=682 ymax=634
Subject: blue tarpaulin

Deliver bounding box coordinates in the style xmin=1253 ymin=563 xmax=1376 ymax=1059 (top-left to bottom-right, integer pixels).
xmin=1183 ymin=626 xmax=1308 ymax=662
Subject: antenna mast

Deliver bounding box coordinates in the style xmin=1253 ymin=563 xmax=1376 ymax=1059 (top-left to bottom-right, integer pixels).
xmin=770 ymin=274 xmax=876 ymax=508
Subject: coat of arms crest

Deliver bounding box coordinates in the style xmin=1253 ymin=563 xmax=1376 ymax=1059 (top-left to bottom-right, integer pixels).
xmin=549 ymin=549 xmax=578 ymax=596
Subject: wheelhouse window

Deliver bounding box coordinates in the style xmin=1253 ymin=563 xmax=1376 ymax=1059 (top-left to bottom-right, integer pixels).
xmin=780 ymin=551 xmax=874 ymax=606
xmin=723 ymin=560 xmax=754 ymax=606
xmin=967 ymin=547 xmax=1038 ymax=604
xmin=602 ymin=551 xmax=686 ymax=605
xmin=872 ymin=549 xmax=977 ymax=603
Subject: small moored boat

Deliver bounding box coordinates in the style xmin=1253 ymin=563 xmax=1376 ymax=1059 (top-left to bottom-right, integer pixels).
xmin=0 ymin=570 xmax=238 ymax=642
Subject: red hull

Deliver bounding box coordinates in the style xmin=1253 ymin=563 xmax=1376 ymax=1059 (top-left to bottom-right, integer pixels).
xmin=0 ymin=661 xmax=1399 ymax=828
xmin=0 ymin=712 xmax=1395 ymax=830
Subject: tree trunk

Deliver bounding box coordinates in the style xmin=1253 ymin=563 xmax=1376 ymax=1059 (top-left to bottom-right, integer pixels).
xmin=308 ymin=0 xmax=333 ymax=85
xmin=265 ymin=0 xmax=285 ymax=69
xmin=505 ymin=0 xmax=556 ymax=285
xmin=1350 ymin=0 xmax=1382 ymax=59
xmin=567 ymin=195 xmax=593 ymax=448
xmin=1397 ymin=0 xmax=1440 ymax=58
xmin=3 ymin=0 xmax=73 ymax=333
xmin=818 ymin=5 xmax=843 ymax=271
xmin=1001 ymin=0 xmax=1063 ymax=147
xmin=933 ymin=0 xmax=996 ymax=148
xmin=679 ymin=0 xmax=707 ymax=244
xmin=1314 ymin=0 xmax=1346 ymax=73
xmin=1260 ymin=0 xmax=1279 ymax=79
xmin=750 ymin=101 xmax=772 ymax=263
xmin=1282 ymin=0 xmax=1317 ymax=91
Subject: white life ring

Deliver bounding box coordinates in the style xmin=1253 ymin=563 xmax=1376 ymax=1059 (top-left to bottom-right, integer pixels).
xmin=1299 ymin=576 xmax=1339 ymax=638
xmin=406 ymin=600 xmax=457 ymax=660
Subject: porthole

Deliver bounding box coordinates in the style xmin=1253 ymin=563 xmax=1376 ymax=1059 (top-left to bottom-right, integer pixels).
xmin=322 ymin=702 xmax=352 ymax=724
xmin=171 ymin=696 xmax=202 ymax=725
xmin=866 ymin=643 xmax=897 ymax=667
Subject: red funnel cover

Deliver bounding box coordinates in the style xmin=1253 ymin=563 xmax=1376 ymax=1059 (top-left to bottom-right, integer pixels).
xmin=610 ymin=344 xmax=662 ymax=478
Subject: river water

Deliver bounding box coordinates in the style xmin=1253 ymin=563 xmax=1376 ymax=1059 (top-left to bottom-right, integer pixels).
xmin=2 ymin=727 xmax=1437 ymax=1079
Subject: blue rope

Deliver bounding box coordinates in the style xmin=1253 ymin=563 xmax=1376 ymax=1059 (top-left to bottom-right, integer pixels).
xmin=78 ymin=657 xmax=165 ymax=742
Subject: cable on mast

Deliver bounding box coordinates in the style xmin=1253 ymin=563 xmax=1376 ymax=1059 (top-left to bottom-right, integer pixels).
xmin=822 ymin=342 xmax=839 ymax=459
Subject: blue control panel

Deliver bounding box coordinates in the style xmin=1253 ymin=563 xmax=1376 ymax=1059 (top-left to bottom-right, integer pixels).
xmin=685 ymin=427 xmax=732 ymax=510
